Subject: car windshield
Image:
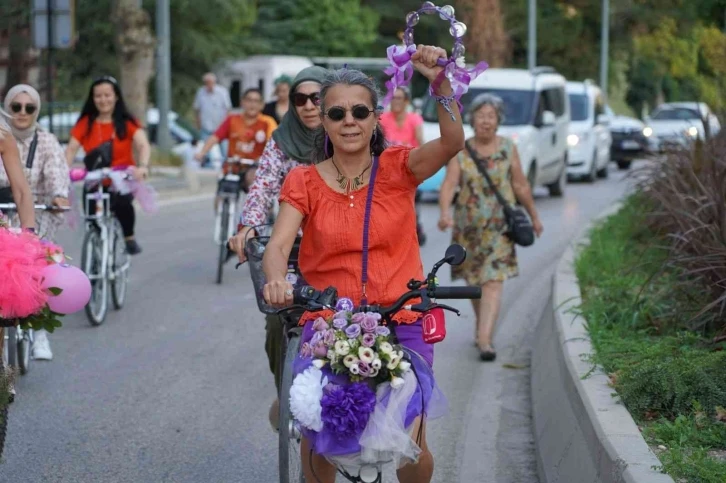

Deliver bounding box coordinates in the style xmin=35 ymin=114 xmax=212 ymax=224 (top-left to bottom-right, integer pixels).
xmin=651 ymin=107 xmax=701 ymax=121
xmin=421 ymin=87 xmax=535 ymax=126
xmin=568 ymin=94 xmax=589 ymax=121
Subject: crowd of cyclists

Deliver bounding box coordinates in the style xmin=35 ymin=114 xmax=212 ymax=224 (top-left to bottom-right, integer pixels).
xmin=0 ymin=38 xmax=542 ymax=482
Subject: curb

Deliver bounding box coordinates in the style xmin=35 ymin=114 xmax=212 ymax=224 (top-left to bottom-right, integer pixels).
xmin=531 ymin=201 xmax=675 ymax=483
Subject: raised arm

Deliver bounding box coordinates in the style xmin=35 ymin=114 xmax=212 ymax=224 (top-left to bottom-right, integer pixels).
xmin=1 ymin=132 xmax=35 ymax=229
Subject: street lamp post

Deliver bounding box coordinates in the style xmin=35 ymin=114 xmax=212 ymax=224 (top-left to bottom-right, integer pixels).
xmin=528 ymin=0 xmax=536 ymax=71
xmin=600 ymin=0 xmax=610 ymax=102
xmin=155 ymin=0 xmax=172 ymax=151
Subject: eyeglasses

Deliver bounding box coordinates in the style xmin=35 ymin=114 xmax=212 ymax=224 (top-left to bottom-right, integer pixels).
xmin=10 ymin=103 xmax=37 ymax=115
xmin=292 ymin=92 xmax=321 ymax=107
xmin=324 ymin=105 xmax=375 ymax=122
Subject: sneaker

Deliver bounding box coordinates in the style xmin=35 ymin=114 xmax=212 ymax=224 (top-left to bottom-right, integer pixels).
xmin=269 ymin=399 xmax=280 ymax=432
xmin=32 ymin=331 xmax=53 ymax=360
xmin=125 ymin=239 xmax=142 ymax=255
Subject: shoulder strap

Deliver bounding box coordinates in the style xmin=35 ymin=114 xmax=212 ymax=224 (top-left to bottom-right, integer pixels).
xmin=360 ymin=155 xmax=380 ymax=306
xmin=464 ymin=140 xmax=510 ymax=209
xmin=25 ymin=131 xmax=39 ymax=169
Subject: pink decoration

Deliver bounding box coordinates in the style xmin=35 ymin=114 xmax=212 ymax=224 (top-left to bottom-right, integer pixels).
xmin=69 ymin=167 xmax=87 ymax=182
xmin=0 ymin=229 xmax=49 ymax=318
xmin=41 ymin=263 xmax=92 ymax=315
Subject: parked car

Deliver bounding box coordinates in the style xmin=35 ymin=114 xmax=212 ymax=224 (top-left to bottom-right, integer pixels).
xmin=38 ymin=108 xmax=224 ymax=166
xmin=606 ymin=106 xmax=648 ymax=170
xmin=565 ymin=80 xmax=612 ymax=181
xmin=418 ymin=66 xmax=570 ymax=197
xmin=642 ymin=102 xmax=721 ymax=152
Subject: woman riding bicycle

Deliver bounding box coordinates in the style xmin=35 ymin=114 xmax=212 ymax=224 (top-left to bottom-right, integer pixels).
xmin=227 ymin=66 xmax=328 ymax=422
xmin=64 ymin=75 xmax=151 ymax=255
xmin=262 ymin=45 xmax=464 ymax=483
xmin=0 ymin=84 xmax=70 ymax=360
xmin=0 ymin=113 xmax=35 ymax=231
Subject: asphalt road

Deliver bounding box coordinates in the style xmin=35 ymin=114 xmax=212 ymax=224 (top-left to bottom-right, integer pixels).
xmin=2 ymin=162 xmax=637 ymax=482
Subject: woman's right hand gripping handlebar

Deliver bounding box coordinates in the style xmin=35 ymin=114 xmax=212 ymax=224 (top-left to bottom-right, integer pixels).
xmin=263 ymin=279 xmax=294 ymax=308
xmin=228 ymin=225 xmax=255 ymax=263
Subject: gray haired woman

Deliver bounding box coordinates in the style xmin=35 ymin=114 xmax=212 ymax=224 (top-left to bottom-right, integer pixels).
xmin=438 ymin=93 xmax=543 ymax=361
xmin=0 ymin=84 xmax=70 ymax=360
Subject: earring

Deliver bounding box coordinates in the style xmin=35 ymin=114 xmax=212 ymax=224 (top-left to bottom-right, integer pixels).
xmin=370 ymin=129 xmax=377 ymax=146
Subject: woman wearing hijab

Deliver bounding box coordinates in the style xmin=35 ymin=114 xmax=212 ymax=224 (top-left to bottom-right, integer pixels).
xmin=262 ymin=74 xmax=292 ymax=124
xmin=0 ymin=84 xmax=70 ymax=360
xmin=227 ymin=65 xmax=327 ymax=429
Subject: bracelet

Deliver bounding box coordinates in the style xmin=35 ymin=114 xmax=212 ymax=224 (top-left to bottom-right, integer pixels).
xmin=429 ymin=70 xmax=457 ymax=121
xmin=24 ymin=227 xmax=36 ymax=234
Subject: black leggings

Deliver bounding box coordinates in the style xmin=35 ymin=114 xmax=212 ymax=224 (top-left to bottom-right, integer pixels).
xmin=83 ymin=187 xmax=136 ymax=238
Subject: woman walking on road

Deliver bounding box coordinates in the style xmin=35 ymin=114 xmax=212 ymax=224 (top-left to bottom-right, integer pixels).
xmin=0 ymin=84 xmax=70 ymax=360
xmin=438 ymin=93 xmax=543 ymax=361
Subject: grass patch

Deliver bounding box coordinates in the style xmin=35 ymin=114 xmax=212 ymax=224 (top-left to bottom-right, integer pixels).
xmin=575 ymin=194 xmax=726 ymax=482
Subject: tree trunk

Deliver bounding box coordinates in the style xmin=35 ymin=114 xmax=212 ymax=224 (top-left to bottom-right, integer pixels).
xmin=456 ymin=0 xmax=511 ymax=67
xmin=113 ymin=0 xmax=155 ymax=125
xmin=2 ymin=0 xmax=32 ymax=98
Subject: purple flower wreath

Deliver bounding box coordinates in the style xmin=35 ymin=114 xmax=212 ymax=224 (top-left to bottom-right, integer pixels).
xmin=320 ymin=383 xmax=377 ymax=439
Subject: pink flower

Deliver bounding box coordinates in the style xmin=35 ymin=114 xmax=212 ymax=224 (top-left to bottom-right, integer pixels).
xmin=312 ymin=317 xmax=329 ymax=332
xmin=300 ymin=342 xmax=312 ymax=358
xmin=357 ymin=361 xmax=372 ymax=377
xmin=351 ymin=312 xmax=366 ymax=324
xmin=360 ymin=314 xmax=378 ymax=333
xmin=313 ymin=342 xmax=328 ymax=358
xmin=323 ymin=329 xmax=337 ymax=346
xmin=362 ymin=333 xmax=376 ymax=347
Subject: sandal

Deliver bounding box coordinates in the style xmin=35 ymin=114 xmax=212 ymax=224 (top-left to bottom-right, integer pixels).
xmin=479 ymin=344 xmax=497 ymax=362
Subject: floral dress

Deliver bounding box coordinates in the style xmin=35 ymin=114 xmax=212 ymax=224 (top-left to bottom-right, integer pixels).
xmin=451 ymin=136 xmax=519 ymax=286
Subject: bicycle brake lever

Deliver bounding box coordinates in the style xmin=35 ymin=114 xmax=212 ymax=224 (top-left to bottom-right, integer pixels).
xmin=428 ymin=303 xmax=461 ymax=316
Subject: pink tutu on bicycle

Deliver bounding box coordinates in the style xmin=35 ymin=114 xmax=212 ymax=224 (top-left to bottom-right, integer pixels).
xmin=291 ymin=317 xmax=448 ymax=468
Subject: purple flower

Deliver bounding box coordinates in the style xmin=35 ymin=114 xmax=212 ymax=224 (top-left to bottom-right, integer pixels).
xmin=320 ymin=383 xmax=377 ymax=439
xmin=344 ymin=324 xmax=361 ymax=339
xmin=332 ymin=318 xmax=348 ymax=330
xmin=313 ymin=342 xmax=328 ymax=358
xmin=323 ymin=329 xmax=337 ymax=346
xmin=310 ymin=331 xmax=324 ymax=347
xmin=312 ymin=317 xmax=329 ymax=332
xmin=299 ymin=342 xmax=313 ymax=358
xmin=357 ymin=361 xmax=372 ymax=377
xmin=334 ymin=310 xmax=349 ymax=320
xmin=360 ymin=314 xmax=378 ymax=333
xmin=362 ymin=333 xmax=376 ymax=347
xmin=375 ymin=326 xmax=391 ymax=337
xmin=351 ymin=312 xmax=366 ymax=324
xmin=335 ymin=297 xmax=354 ymax=312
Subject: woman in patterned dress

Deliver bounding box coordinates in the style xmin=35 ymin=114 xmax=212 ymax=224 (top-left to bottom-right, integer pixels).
xmin=0 ymin=84 xmax=70 ymax=361
xmin=438 ymin=94 xmax=543 ymax=361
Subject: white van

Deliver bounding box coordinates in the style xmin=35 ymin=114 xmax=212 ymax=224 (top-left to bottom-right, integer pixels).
xmin=419 ymin=67 xmax=570 ymax=197
xmin=565 ymin=81 xmax=612 ymax=181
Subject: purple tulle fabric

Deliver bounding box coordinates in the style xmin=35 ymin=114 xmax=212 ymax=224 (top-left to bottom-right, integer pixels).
xmin=292 ymin=318 xmax=448 ymax=457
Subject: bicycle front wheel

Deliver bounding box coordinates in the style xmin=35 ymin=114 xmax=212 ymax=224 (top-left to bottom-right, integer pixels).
xmin=216 ymin=199 xmax=230 ymax=285
xmin=82 ymin=227 xmax=108 ymax=326
xmin=5 ymin=327 xmax=18 ymax=373
xmin=110 ymin=219 xmax=129 ymax=310
xmin=279 ymin=332 xmax=305 ymax=483
xmin=17 ymin=329 xmax=31 ymax=375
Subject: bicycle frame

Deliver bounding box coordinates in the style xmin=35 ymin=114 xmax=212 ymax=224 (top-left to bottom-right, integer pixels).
xmin=213 ymin=157 xmax=254 ymax=245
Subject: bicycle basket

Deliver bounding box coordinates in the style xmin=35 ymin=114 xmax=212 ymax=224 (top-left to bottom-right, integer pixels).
xmin=245 ymin=235 xmax=305 ymax=314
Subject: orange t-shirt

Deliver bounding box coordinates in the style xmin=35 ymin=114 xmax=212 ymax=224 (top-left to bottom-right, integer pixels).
xmin=70 ymin=116 xmax=140 ymax=168
xmin=214 ymin=113 xmax=277 ymax=160
xmin=279 ymin=146 xmax=423 ymax=324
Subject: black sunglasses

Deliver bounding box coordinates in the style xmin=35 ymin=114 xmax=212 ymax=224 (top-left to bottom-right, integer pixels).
xmin=292 ymin=92 xmax=321 ymax=107
xmin=324 ymin=105 xmax=375 ymax=122
xmin=10 ymin=103 xmax=37 ymax=115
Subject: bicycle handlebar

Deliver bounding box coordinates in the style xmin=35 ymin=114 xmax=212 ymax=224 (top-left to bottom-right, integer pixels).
xmin=0 ymin=203 xmax=71 ymax=212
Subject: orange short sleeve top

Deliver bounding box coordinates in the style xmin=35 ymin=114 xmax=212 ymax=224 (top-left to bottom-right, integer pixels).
xmin=279 ymin=146 xmax=424 ymax=324
xmin=70 ymin=116 xmax=140 ymax=168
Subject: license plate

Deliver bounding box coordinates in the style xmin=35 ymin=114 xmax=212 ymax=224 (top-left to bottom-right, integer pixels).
xmin=621 ymin=140 xmax=640 ymax=150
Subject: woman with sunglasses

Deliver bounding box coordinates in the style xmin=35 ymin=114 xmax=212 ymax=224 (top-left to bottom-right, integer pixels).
xmin=262 ymin=45 xmax=464 ymax=483
xmin=227 ymin=65 xmax=328 ymax=430
xmin=0 ymin=84 xmax=70 ymax=360
xmin=65 ymin=76 xmax=151 ymax=255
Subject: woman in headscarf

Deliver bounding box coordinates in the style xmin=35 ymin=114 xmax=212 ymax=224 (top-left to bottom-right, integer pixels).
xmin=262 ymin=74 xmax=293 ymax=124
xmin=227 ymin=65 xmax=327 ymax=428
xmin=0 ymin=84 xmax=70 ymax=360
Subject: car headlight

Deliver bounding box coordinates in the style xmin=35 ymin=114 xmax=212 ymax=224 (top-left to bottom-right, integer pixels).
xmin=567 ymin=134 xmax=579 ymax=147
xmin=643 ymin=127 xmax=653 ymax=137
xmin=686 ymin=126 xmax=698 ymax=138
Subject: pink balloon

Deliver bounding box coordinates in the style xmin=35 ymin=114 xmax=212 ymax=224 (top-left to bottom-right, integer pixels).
xmin=69 ymin=168 xmax=87 ymax=182
xmin=41 ymin=263 xmax=92 ymax=315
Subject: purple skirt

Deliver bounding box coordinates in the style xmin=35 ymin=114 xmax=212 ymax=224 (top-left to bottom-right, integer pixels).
xmin=292 ymin=319 xmax=448 ymax=457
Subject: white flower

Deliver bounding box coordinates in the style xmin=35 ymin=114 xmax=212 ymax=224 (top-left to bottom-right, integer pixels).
xmin=387 ymin=357 xmax=401 ymax=370
xmin=289 ymin=367 xmax=328 ymax=431
xmin=343 ymin=355 xmax=358 ymax=368
xmin=350 ymin=364 xmax=360 ymax=375
xmin=334 ymin=340 xmax=350 ymax=356
xmin=312 ymin=359 xmax=326 ymax=369
xmin=391 ymin=376 xmax=405 ymax=389
xmin=370 ymin=368 xmax=379 ymax=378
xmin=379 ymin=342 xmax=393 ymax=354
xmin=358 ymin=347 xmax=374 ymax=364
xmin=327 ymin=349 xmax=336 ymax=360
xmin=455 ymin=56 xmax=466 ymax=68
xmin=51 ymin=253 xmax=65 ymax=263
xmin=398 ymin=360 xmax=411 ymax=373
xmin=371 ymin=358 xmax=382 ymax=370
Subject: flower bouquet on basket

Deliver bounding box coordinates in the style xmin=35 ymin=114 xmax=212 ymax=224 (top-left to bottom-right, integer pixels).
xmin=289 ymin=297 xmax=430 ymax=472
xmin=0 ymin=210 xmax=92 ymax=333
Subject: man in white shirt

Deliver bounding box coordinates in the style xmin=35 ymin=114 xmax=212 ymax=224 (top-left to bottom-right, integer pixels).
xmin=193 ymin=73 xmax=232 ymax=165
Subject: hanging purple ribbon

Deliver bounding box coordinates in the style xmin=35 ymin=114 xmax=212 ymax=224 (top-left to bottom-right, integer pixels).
xmin=429 ymin=59 xmax=490 ymax=112
xmin=382 ymin=44 xmax=418 ymax=107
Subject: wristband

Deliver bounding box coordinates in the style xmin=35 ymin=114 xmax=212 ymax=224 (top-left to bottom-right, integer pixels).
xmin=24 ymin=227 xmax=36 ymax=234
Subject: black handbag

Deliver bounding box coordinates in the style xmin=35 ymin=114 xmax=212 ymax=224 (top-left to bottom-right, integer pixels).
xmin=0 ymin=131 xmax=39 ymax=203
xmin=83 ymin=139 xmax=113 ymax=171
xmin=465 ymin=141 xmax=535 ymax=247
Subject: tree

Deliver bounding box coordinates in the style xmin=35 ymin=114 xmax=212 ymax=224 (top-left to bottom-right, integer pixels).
xmin=456 ymin=0 xmax=510 ymax=67
xmin=113 ymin=0 xmax=156 ymax=123
xmin=0 ymin=0 xmax=33 ymax=98
xmin=253 ymin=0 xmax=378 ymax=57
